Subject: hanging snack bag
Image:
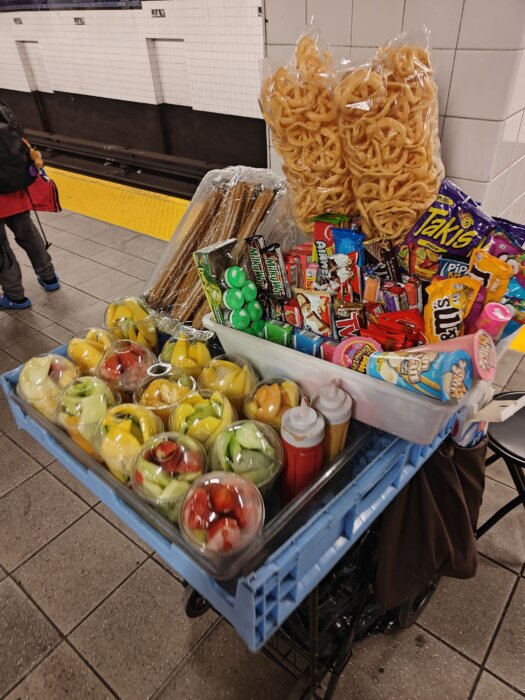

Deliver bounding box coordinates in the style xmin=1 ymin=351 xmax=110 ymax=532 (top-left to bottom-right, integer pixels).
xmin=424 ymin=277 xmax=481 ymax=343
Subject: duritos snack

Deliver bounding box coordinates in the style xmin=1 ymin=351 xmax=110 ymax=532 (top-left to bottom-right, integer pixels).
xmin=424 ymin=277 xmax=481 ymax=343
xmin=468 ymin=249 xmax=513 ymax=304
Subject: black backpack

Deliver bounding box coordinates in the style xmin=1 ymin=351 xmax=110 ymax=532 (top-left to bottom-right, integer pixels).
xmin=0 ymin=101 xmax=36 ymax=195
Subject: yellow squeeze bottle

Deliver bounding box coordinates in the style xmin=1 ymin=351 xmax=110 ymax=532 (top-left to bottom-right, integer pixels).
xmin=312 ymin=379 xmax=352 ymax=463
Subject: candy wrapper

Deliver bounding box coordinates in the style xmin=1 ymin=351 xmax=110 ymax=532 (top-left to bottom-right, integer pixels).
xmin=294 ymin=289 xmax=333 ymax=337
xmin=424 ymin=276 xmax=481 ymax=343
xmin=333 ymin=300 xmax=364 ymax=340
xmin=488 ymin=233 xmax=525 ymax=288
xmin=468 ymin=249 xmax=513 ymax=304
xmin=493 ymin=217 xmax=525 ymax=249
xmin=193 ymin=240 xmax=236 ymax=325
xmin=397 ymin=179 xmax=494 ymax=280
xmin=363 ymin=238 xmax=400 ymax=281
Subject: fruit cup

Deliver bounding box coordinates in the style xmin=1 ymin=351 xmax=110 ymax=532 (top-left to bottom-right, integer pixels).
xmin=130 ymin=433 xmax=207 ymax=524
xmin=197 ymin=354 xmax=258 ymax=416
xmin=104 ymin=296 xmax=158 ymax=353
xmin=56 ymin=377 xmax=118 ymax=457
xmin=169 ymin=390 xmax=237 ymax=451
xmin=160 ymin=325 xmax=214 ymax=380
xmin=17 ymin=354 xmax=79 ymax=422
xmin=96 ymin=340 xmax=156 ymax=396
xmin=67 ymin=327 xmax=118 ymax=375
xmin=209 ymin=420 xmax=283 ymax=496
xmin=244 ymin=377 xmax=302 ymax=432
xmin=93 ymin=404 xmax=163 ymax=483
xmin=180 ymin=471 xmax=264 ymax=558
xmin=134 ymin=363 xmax=196 ymax=428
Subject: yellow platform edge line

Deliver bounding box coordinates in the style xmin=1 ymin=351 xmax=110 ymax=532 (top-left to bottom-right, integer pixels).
xmin=46 ymin=167 xmax=189 ymax=241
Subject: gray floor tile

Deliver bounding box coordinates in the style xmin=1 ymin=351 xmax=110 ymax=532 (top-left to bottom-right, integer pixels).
xmin=95 ymin=502 xmax=152 ymax=553
xmin=115 ymin=280 xmax=145 ymax=302
xmin=505 ymin=357 xmax=525 ymax=391
xmin=10 ymin=308 xmax=54 ymax=331
xmin=9 ymin=429 xmax=56 ymax=467
xmin=0 ymin=470 xmax=88 ymax=571
xmin=0 ymin=435 xmax=41 ymax=497
xmin=152 ymin=553 xmax=183 ymax=581
xmin=57 ymin=300 xmax=108 ymax=334
xmin=486 ymin=454 xmax=518 ymax=490
xmin=77 ymin=269 xmax=138 ymax=301
xmin=15 ymin=511 xmax=147 ymax=633
xmin=486 ymin=578 xmax=525 ymax=693
xmin=495 ymin=351 xmax=523 ymax=388
xmin=41 ymin=323 xmax=73 ymax=344
xmin=158 ymin=620 xmax=294 ymax=700
xmin=91 ymin=248 xmax=136 ymax=269
xmin=418 ymin=556 xmax=517 ymax=662
xmin=0 ymin=566 xmax=5 ymax=582
xmin=88 ymin=226 xmax=140 ymax=249
xmin=118 ymin=257 xmax=156 ymax=281
xmin=0 ymin=316 xmax=36 ymax=349
xmin=477 ymin=478 xmax=525 ymax=573
xmin=334 ymin=627 xmax=478 ymax=700
xmin=472 ymin=672 xmax=524 ymax=700
xmin=48 ymin=460 xmax=99 ymax=506
xmin=58 ymin=259 xmax=111 ymax=287
xmin=0 ymin=350 xmax=20 ymax=372
xmin=111 ymin=235 xmax=166 ymax=263
xmin=0 ymin=395 xmax=19 ymax=433
xmin=6 ymin=332 xmax=61 ymax=363
xmin=0 ymin=578 xmax=61 ymax=697
xmin=69 ymin=559 xmax=215 ymax=699
xmin=4 ymin=642 xmax=114 ymax=700
xmin=31 ymin=287 xmax=100 ymax=324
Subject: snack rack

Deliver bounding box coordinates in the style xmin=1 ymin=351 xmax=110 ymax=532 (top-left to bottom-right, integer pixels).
xmin=1 ymin=345 xmax=453 ymax=697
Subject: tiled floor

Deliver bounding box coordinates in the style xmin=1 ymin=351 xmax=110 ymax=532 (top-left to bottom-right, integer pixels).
xmin=0 ymin=210 xmax=524 ymax=700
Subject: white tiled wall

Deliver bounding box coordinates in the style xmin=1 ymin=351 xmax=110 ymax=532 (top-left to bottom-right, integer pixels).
xmin=0 ymin=0 xmax=264 ymax=119
xmin=264 ymin=0 xmax=525 ymax=223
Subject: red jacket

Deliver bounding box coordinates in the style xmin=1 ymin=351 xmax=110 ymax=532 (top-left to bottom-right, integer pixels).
xmin=0 ymin=174 xmax=60 ymax=219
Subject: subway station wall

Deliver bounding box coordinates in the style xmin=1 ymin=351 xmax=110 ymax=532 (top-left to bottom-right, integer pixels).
xmin=0 ymin=0 xmax=268 ymax=167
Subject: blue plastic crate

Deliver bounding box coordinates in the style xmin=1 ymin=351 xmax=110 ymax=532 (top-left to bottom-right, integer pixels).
xmin=1 ymin=352 xmax=453 ymax=652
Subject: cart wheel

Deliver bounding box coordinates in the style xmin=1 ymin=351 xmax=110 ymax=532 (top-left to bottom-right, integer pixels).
xmin=395 ymin=577 xmax=440 ymax=629
xmin=182 ymin=585 xmax=211 ymax=618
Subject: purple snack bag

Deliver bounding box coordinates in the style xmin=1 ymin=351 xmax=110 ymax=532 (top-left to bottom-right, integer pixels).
xmin=465 ymin=286 xmax=488 ymax=334
xmin=396 ymin=179 xmax=495 ymax=280
xmin=489 ymin=232 xmax=525 ymax=288
xmin=493 ymin=217 xmax=525 ymax=249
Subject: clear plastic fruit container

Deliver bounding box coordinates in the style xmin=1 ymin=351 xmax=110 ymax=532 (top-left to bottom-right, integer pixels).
xmin=104 ymin=295 xmax=158 ymax=352
xmin=180 ymin=471 xmax=265 ymax=559
xmin=96 ymin=339 xmax=157 ymax=396
xmin=16 ymin=353 xmax=79 ymax=422
xmin=67 ymin=327 xmax=119 ymax=375
xmin=168 ymin=389 xmax=237 ymax=452
xmin=209 ymin=420 xmax=283 ymax=496
xmin=56 ymin=376 xmax=118 ymax=457
xmin=93 ymin=403 xmax=164 ymax=483
xmin=197 ymin=354 xmax=258 ymax=416
xmin=244 ymin=377 xmax=303 ymax=432
xmin=159 ymin=324 xmax=214 ymax=380
xmin=134 ymin=363 xmax=196 ymax=428
xmin=130 ymin=432 xmax=207 ymax=524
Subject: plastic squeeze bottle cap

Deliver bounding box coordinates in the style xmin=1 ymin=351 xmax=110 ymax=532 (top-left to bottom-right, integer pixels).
xmin=315 ymin=379 xmax=352 ymax=426
xmin=281 ymin=397 xmax=325 ymax=449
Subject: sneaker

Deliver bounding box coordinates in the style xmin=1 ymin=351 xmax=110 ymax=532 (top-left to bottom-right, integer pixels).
xmin=0 ymin=295 xmax=32 ymax=309
xmin=38 ymin=274 xmax=60 ymax=291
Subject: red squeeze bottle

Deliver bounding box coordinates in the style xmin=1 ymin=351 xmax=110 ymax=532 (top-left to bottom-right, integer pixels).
xmin=280 ymin=398 xmax=325 ymax=503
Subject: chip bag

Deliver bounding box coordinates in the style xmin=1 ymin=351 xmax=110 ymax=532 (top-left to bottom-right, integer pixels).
xmin=468 ymin=249 xmax=513 ymax=304
xmin=424 ymin=277 xmax=481 ymax=343
xmin=488 ymin=233 xmax=525 ymax=288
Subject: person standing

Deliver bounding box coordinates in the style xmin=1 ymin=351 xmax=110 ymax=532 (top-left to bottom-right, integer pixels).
xmin=0 ymin=99 xmax=60 ymax=309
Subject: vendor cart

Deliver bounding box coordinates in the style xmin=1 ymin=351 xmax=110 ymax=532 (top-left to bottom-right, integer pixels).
xmin=1 ymin=345 xmax=454 ymax=699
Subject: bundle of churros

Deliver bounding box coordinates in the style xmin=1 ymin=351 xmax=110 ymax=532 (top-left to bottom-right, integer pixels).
xmin=143 ymin=168 xmax=285 ymax=327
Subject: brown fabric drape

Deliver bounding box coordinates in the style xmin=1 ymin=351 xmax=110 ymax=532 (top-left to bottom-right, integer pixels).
xmin=374 ymin=437 xmax=488 ymax=610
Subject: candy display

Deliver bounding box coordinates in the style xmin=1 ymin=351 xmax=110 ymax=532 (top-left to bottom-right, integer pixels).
xmin=180 ymin=472 xmax=264 ymax=555
xmin=67 ymin=327 xmax=117 ymax=375
xmin=159 ymin=326 xmax=213 ymax=379
xmin=169 ymin=390 xmax=237 ymax=451
xmin=244 ymin=378 xmax=301 ymax=430
xmin=198 ymin=355 xmax=258 ymax=414
xmin=56 ymin=377 xmax=118 ymax=456
xmin=97 ymin=340 xmax=157 ymax=395
xmin=94 ymin=404 xmax=163 ymax=483
xmin=210 ymin=420 xmax=283 ymax=495
xmin=17 ymin=354 xmax=79 ymax=421
xmin=134 ymin=364 xmax=195 ymax=427
xmin=130 ymin=433 xmax=207 ymax=523
xmin=105 ymin=296 xmax=158 ymax=352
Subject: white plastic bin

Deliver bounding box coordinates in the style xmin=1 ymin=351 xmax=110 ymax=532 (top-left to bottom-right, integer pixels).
xmin=203 ymin=314 xmax=490 ymax=444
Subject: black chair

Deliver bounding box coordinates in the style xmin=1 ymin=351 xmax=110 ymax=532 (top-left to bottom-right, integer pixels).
xmin=476 ymin=391 xmax=525 ymax=539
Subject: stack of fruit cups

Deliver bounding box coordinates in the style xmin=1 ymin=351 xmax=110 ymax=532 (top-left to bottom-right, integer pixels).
xmin=17 ymin=354 xmax=79 ymax=421
xmin=56 ymin=376 xmax=118 ymax=457
xmin=160 ymin=325 xmax=213 ymax=380
xmin=96 ymin=339 xmax=156 ymax=398
xmin=93 ymin=404 xmax=164 ymax=483
xmin=169 ymin=390 xmax=237 ymax=451
xmin=180 ymin=472 xmax=265 ymax=559
xmin=244 ymin=377 xmax=302 ymax=432
xmin=104 ymin=296 xmax=158 ymax=353
xmin=131 ymin=433 xmax=207 ymax=524
xmin=197 ymin=354 xmax=258 ymax=416
xmin=134 ymin=363 xmax=196 ymax=428
xmin=210 ymin=420 xmax=283 ymax=496
xmin=67 ymin=327 xmax=118 ymax=375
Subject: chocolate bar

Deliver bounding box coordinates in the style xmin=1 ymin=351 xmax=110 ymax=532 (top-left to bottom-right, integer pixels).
xmin=246 ymin=235 xmax=269 ymax=292
xmin=193 ymin=239 xmax=236 ymax=325
xmin=263 ymin=244 xmax=292 ymax=298
xmin=293 ymin=329 xmax=324 ymax=356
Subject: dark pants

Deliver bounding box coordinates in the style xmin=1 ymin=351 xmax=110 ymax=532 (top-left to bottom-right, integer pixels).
xmin=0 ymin=211 xmax=55 ymax=299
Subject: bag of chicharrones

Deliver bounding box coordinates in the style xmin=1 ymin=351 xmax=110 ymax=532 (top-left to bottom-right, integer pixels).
xmin=260 ymin=23 xmax=356 ymax=234
xmin=335 ymin=28 xmax=444 ymax=243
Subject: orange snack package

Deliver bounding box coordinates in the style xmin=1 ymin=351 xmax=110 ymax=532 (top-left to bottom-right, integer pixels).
xmin=468 ymin=249 xmax=514 ymax=304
